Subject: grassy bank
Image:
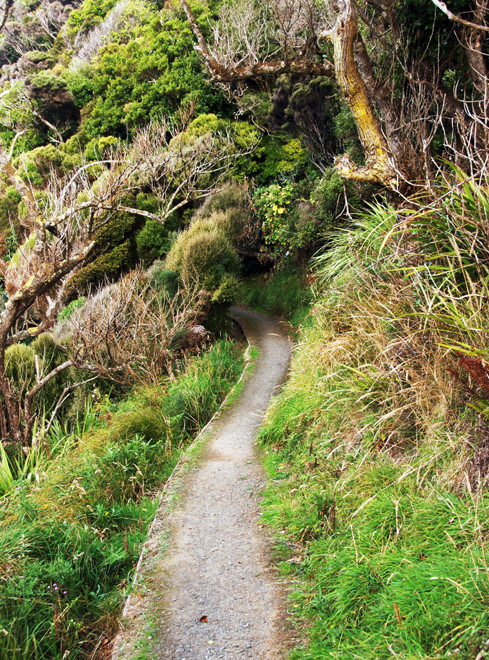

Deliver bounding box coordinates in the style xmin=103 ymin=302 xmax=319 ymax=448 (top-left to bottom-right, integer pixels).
xmin=0 ymin=339 xmax=244 ymax=659
xmin=242 ymin=270 xmax=313 ymax=330
xmin=258 ymin=187 xmax=489 ymax=658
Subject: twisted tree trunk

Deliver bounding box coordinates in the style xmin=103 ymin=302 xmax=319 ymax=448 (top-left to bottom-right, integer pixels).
xmin=321 ymin=0 xmax=397 ymax=186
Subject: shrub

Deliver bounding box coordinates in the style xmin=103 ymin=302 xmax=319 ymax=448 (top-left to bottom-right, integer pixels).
xmin=166 ymin=219 xmax=240 ymax=291
xmin=211 ymin=272 xmax=240 ymax=305
xmin=0 ymin=187 xmax=20 ymax=233
xmin=66 ymin=0 xmax=119 ymax=39
xmin=136 ymin=219 xmax=170 ymax=267
xmin=260 ymin=135 xmax=307 ymax=181
xmin=197 ymin=184 xmax=249 ymax=243
xmin=5 ymin=344 xmax=36 ymax=393
xmin=148 ymin=263 xmax=180 ymax=298
xmin=58 ymin=297 xmax=87 ymax=321
xmin=83 ymin=135 xmax=118 ymax=161
xmin=198 ymin=184 xmax=246 ymax=216
xmin=14 ymin=144 xmax=83 ymax=185
xmin=180 ymin=229 xmax=239 ymax=289
xmin=253 ymin=182 xmax=295 ymax=254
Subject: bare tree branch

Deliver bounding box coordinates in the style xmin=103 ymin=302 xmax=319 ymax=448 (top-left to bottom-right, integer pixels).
xmin=180 ymin=0 xmax=334 ymax=81
xmin=0 ymin=0 xmax=13 ymax=34
xmin=0 ymin=117 xmax=243 ymax=445
xmin=430 ymin=0 xmax=489 ymax=32
xmin=31 ymin=110 xmax=64 ymax=144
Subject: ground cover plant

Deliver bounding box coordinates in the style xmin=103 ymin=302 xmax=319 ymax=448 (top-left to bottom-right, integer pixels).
xmin=0 ymin=338 xmax=243 ymax=658
xmin=242 ymin=270 xmax=313 ymax=331
xmin=257 ymin=176 xmax=489 ymax=659
xmin=0 ymin=0 xmax=488 ymax=657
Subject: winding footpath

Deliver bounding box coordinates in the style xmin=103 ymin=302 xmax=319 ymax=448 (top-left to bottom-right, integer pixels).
xmin=112 ymin=308 xmax=292 ymax=659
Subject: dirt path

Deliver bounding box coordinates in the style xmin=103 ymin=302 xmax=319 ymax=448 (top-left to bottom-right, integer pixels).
xmin=112 ymin=308 xmax=291 ymax=660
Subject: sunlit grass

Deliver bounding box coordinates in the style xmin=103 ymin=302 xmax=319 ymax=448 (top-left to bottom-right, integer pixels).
xmin=0 ymin=339 xmax=243 ymax=659
xmin=259 ymin=175 xmax=489 ymax=658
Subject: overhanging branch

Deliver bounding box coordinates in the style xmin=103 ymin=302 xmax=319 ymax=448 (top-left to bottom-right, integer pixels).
xmin=430 ymin=0 xmax=489 ymax=32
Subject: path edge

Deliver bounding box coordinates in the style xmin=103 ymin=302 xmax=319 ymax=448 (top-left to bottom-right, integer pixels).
xmin=110 ymin=311 xmax=255 ymax=660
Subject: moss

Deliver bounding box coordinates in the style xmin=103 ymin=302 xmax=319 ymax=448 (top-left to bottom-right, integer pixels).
xmin=65 ymin=240 xmax=132 ymax=297
xmin=5 ymin=344 xmax=36 ymax=393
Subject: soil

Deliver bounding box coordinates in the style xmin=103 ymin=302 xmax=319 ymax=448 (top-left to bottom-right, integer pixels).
xmin=112 ymin=307 xmax=292 ymax=660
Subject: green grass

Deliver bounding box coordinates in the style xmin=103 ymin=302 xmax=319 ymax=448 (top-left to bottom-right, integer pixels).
xmin=0 ymin=339 xmax=243 ymax=659
xmin=241 ymin=270 xmax=312 ymax=329
xmin=258 ymin=193 xmax=489 ymax=659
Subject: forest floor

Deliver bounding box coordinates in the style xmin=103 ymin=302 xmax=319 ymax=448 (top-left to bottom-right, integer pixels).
xmin=111 ymin=308 xmax=293 ymax=659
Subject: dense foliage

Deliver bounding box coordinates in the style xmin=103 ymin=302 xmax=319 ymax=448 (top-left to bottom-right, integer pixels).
xmin=253 ymin=176 xmax=489 ymax=658
xmin=0 ymin=0 xmax=488 ymax=656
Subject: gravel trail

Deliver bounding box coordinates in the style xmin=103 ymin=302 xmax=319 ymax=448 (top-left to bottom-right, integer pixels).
xmin=112 ymin=307 xmax=292 ymax=660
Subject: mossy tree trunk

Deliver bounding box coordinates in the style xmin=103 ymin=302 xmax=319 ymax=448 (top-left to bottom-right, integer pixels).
xmin=180 ymin=0 xmax=400 ymax=187
xmin=322 ymin=0 xmax=397 ymax=187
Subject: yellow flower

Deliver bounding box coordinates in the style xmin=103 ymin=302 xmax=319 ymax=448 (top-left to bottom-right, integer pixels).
xmin=277 ymin=207 xmax=285 ymax=214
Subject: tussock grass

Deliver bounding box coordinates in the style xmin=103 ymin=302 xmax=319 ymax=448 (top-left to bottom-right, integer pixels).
xmin=259 ymin=181 xmax=489 ymax=658
xmin=0 ymin=340 xmax=243 ymax=658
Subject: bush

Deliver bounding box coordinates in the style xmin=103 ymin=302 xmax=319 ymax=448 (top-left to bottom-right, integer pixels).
xmin=148 ymin=263 xmax=180 ymax=298
xmin=197 ymin=184 xmax=249 ymax=243
xmin=58 ymin=297 xmax=87 ymax=321
xmin=199 ymin=184 xmax=245 ymax=212
xmin=259 ymin=135 xmax=307 ymax=181
xmin=181 ymin=230 xmax=239 ymax=289
xmin=166 ymin=218 xmax=240 ymax=291
xmin=83 ymin=135 xmax=118 ymax=161
xmin=0 ymin=187 xmax=20 ymax=233
xmin=5 ymin=344 xmax=36 ymax=393
xmin=66 ymin=0 xmax=119 ymax=39
xmin=136 ymin=219 xmax=170 ymax=267
xmin=211 ymin=273 xmax=240 ymax=305
xmin=253 ymin=182 xmax=296 ymax=255
xmin=14 ymin=144 xmax=83 ymax=185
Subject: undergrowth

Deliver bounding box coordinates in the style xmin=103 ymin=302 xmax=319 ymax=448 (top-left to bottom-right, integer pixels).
xmin=259 ymin=178 xmax=489 ymax=659
xmin=242 ymin=270 xmax=313 ymax=329
xmin=0 ymin=339 xmax=243 ymax=658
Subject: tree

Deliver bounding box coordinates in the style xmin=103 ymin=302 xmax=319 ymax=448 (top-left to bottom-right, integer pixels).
xmin=0 ymin=118 xmax=248 ymax=446
xmin=180 ymin=0 xmax=489 ymax=188
xmin=0 ymin=0 xmax=12 ymax=35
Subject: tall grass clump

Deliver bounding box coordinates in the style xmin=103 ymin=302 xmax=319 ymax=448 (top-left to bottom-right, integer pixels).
xmin=258 ymin=174 xmax=489 ymax=658
xmin=0 ymin=339 xmax=243 ymax=659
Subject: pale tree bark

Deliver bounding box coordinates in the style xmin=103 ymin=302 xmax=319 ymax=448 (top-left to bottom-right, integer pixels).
xmin=321 ymin=0 xmax=396 ymax=186
xmin=0 ymin=119 xmax=247 ymax=445
xmin=179 ymin=0 xmax=397 ymax=186
xmin=429 ymin=0 xmax=489 ymax=32
xmin=0 ymin=0 xmax=13 ymax=34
